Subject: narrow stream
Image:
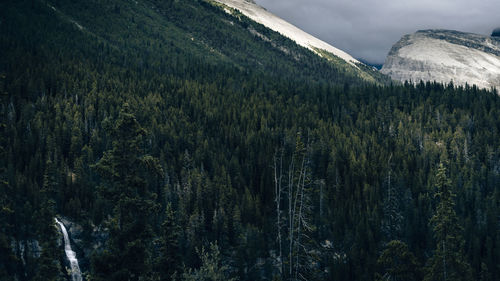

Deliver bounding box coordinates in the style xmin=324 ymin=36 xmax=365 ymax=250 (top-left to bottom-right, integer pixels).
xmin=55 ymin=218 xmax=83 ymax=281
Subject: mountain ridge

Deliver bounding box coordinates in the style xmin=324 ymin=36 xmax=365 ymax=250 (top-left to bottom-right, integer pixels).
xmin=213 ymin=0 xmax=361 ymax=66
xmin=382 ymin=29 xmax=500 ymax=90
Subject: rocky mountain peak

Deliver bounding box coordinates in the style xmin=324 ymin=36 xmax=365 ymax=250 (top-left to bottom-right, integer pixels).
xmin=381 ymin=29 xmax=500 ymax=90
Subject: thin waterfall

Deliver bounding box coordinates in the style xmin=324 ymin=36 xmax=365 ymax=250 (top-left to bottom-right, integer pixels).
xmin=55 ymin=218 xmax=83 ymax=281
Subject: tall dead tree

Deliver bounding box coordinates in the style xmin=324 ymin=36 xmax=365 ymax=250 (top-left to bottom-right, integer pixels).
xmin=274 ymin=133 xmax=317 ymax=281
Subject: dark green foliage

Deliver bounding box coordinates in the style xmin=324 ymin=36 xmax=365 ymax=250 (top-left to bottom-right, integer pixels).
xmin=34 ymin=216 xmax=62 ymax=281
xmin=34 ymin=170 xmax=63 ymax=281
xmin=91 ymin=104 xmax=161 ymax=281
xmin=182 ymin=243 xmax=236 ymax=281
xmin=0 ymin=83 xmax=18 ymax=280
xmin=0 ymin=0 xmax=499 ymax=280
xmin=376 ymin=240 xmax=421 ymax=281
xmin=155 ymin=203 xmax=182 ymax=280
xmin=424 ymin=163 xmax=472 ymax=281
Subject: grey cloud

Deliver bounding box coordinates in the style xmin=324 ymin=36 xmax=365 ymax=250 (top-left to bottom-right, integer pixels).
xmin=255 ymin=0 xmax=500 ymax=64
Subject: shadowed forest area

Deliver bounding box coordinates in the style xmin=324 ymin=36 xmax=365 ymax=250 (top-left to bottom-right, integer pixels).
xmin=0 ymin=0 xmax=499 ymax=280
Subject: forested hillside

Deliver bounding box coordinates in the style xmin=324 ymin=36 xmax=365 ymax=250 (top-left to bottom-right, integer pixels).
xmin=1 ymin=0 xmax=499 ymax=281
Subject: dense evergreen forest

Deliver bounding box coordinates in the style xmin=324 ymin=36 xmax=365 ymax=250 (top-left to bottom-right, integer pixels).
xmin=1 ymin=0 xmax=499 ymax=280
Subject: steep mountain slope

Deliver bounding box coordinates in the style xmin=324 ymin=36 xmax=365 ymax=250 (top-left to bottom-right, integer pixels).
xmin=381 ymin=29 xmax=500 ymax=90
xmin=20 ymin=0 xmax=380 ymax=87
xmin=213 ymin=0 xmax=360 ymax=65
xmin=2 ymin=1 xmax=500 ymax=281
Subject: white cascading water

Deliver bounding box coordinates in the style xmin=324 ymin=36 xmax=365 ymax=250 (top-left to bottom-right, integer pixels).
xmin=55 ymin=218 xmax=83 ymax=281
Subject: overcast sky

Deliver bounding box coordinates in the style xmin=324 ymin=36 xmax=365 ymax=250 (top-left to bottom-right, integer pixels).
xmin=254 ymin=0 xmax=500 ymax=65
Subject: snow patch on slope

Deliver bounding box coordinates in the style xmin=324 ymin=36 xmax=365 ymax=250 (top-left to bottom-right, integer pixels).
xmin=214 ymin=0 xmax=360 ymax=66
xmin=47 ymin=3 xmax=85 ymax=31
xmin=382 ymin=30 xmax=500 ymax=90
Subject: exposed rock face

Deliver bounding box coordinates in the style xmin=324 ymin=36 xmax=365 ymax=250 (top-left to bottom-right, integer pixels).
xmin=381 ymin=30 xmax=500 ymax=90
xmin=56 ymin=217 xmax=108 ymax=275
xmin=13 ymin=239 xmax=41 ymax=269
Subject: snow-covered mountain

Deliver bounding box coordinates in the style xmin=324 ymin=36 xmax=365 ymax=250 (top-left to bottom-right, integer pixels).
xmin=213 ymin=0 xmax=361 ymax=66
xmin=381 ymin=29 xmax=500 ymax=90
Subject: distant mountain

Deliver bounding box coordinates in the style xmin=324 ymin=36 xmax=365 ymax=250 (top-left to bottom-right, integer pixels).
xmin=211 ymin=0 xmax=388 ymax=83
xmin=357 ymin=59 xmax=383 ymax=70
xmin=213 ymin=0 xmax=360 ymax=66
xmin=381 ymin=29 xmax=500 ymax=90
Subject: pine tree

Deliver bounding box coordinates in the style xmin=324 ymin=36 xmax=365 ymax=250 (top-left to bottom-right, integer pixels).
xmin=156 ymin=203 xmax=182 ymax=280
xmin=33 ymin=201 xmax=62 ymax=281
xmin=424 ymin=163 xmax=472 ymax=281
xmin=182 ymin=243 xmax=236 ymax=281
xmin=34 ymin=168 xmax=63 ymax=281
xmin=376 ymin=240 xmax=421 ymax=281
xmin=0 ymin=106 xmax=18 ymax=280
xmin=91 ymin=103 xmax=161 ymax=281
xmin=381 ymin=155 xmax=403 ymax=241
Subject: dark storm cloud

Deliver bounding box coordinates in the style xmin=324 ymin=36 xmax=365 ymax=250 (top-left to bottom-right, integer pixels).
xmin=255 ymin=0 xmax=500 ymax=64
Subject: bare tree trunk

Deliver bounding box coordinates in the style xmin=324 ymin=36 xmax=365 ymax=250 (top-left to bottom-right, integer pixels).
xmin=295 ymin=157 xmax=307 ymax=280
xmin=273 ymin=150 xmax=284 ymax=275
xmin=288 ymin=160 xmax=294 ymax=278
xmin=387 ymin=155 xmax=392 ymax=203
xmin=291 ymin=152 xmax=306 ymax=280
xmin=443 ymin=240 xmax=447 ymax=281
xmin=275 ymin=135 xmax=316 ymax=281
xmin=319 ymin=179 xmax=324 ymax=220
